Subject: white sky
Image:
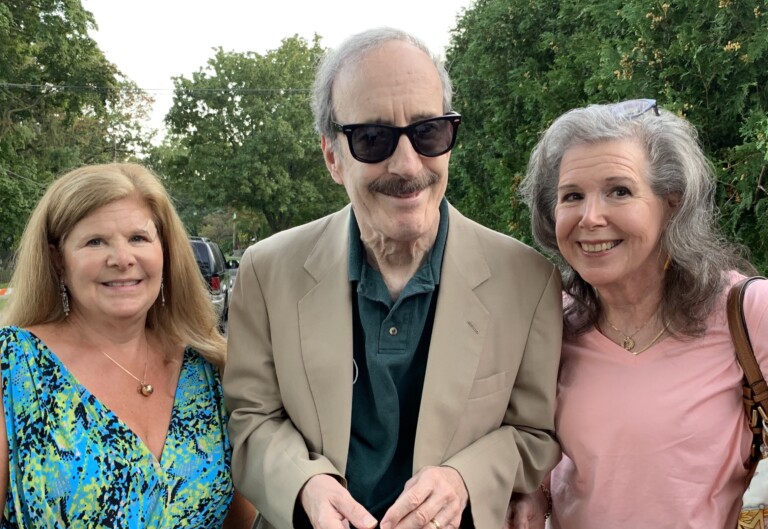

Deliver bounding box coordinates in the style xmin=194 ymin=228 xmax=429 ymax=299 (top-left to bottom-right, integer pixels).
xmin=81 ymin=0 xmax=476 ymax=137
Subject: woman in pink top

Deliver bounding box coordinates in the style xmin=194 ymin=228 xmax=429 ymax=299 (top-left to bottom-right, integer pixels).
xmin=506 ymin=100 xmax=765 ymax=529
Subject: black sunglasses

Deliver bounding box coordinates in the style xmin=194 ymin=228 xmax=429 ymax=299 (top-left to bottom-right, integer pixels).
xmin=608 ymin=98 xmax=660 ymax=119
xmin=331 ymin=112 xmax=462 ymax=164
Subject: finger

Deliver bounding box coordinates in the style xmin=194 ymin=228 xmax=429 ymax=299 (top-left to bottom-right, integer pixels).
xmin=508 ymin=490 xmax=547 ymax=529
xmin=509 ymin=504 xmax=530 ymax=529
xmin=332 ymin=495 xmax=378 ymax=529
xmin=379 ymin=483 xmax=431 ymax=529
xmin=510 ymin=501 xmax=532 ymax=528
xmin=301 ymin=475 xmax=377 ymax=529
xmin=383 ymin=468 xmax=469 ymax=529
xmin=311 ymin=499 xmax=376 ymax=529
xmin=428 ymin=510 xmax=462 ymax=529
xmin=382 ymin=488 xmax=459 ymax=529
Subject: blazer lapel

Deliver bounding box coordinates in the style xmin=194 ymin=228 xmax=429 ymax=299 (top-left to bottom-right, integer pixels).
xmin=298 ymin=206 xmax=354 ymax=472
xmin=296 ymin=205 xmax=492 ymax=471
xmin=414 ymin=206 xmax=491 ymax=468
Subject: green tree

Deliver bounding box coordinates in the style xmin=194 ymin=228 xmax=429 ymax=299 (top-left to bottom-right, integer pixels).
xmin=193 ymin=209 xmax=263 ymax=256
xmin=447 ymin=0 xmax=768 ymax=268
xmin=161 ymin=35 xmax=346 ymax=236
xmin=0 ymin=0 xmax=153 ymax=251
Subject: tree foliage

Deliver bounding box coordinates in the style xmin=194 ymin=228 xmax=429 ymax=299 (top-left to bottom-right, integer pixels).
xmin=0 ymin=0 xmax=153 ymax=252
xmin=446 ymin=0 xmax=768 ymax=269
xmin=159 ymin=35 xmax=347 ymax=237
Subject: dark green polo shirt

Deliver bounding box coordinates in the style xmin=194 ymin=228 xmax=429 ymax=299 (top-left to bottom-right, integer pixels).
xmin=345 ymin=199 xmax=449 ymax=519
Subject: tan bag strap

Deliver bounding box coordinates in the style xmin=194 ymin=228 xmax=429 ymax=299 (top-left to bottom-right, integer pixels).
xmin=727 ymin=276 xmax=768 ymax=481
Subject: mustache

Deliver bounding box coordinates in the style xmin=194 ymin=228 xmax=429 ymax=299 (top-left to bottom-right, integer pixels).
xmin=368 ymin=172 xmax=439 ymax=196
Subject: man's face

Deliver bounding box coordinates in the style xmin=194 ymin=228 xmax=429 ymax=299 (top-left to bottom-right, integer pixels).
xmin=322 ymin=40 xmax=450 ymax=247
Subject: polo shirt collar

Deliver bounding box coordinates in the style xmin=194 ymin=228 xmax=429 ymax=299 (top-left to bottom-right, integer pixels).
xmin=348 ymin=198 xmax=449 ymax=285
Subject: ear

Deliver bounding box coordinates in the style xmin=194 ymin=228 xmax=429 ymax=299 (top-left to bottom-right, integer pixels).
xmin=49 ymin=244 xmax=64 ymax=277
xmin=659 ymin=193 xmax=681 ymax=230
xmin=321 ymin=135 xmax=344 ymax=185
xmin=665 ymin=192 xmax=681 ymax=215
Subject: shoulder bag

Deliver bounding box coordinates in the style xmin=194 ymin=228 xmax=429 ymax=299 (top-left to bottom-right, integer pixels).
xmin=727 ymin=276 xmax=768 ymax=529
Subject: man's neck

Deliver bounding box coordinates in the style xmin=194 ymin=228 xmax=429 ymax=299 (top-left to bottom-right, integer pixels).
xmin=361 ymin=231 xmax=437 ymax=301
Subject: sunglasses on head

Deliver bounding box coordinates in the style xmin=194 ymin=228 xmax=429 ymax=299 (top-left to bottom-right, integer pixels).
xmin=608 ymin=98 xmax=660 ymax=119
xmin=331 ymin=112 xmax=462 ymax=164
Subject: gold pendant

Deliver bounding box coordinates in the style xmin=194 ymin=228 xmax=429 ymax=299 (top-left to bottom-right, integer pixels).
xmin=140 ymin=384 xmax=154 ymax=397
xmin=622 ymin=337 xmax=635 ymax=351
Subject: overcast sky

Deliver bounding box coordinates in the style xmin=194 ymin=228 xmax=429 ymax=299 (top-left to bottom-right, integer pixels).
xmin=81 ymin=0 xmax=475 ymax=135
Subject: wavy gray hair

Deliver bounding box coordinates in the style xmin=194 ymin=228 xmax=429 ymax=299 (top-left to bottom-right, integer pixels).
xmin=521 ymin=101 xmax=753 ymax=337
xmin=311 ymin=27 xmax=453 ymax=140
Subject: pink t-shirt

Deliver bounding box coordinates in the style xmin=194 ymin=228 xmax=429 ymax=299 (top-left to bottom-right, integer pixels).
xmin=551 ymin=276 xmax=768 ymax=528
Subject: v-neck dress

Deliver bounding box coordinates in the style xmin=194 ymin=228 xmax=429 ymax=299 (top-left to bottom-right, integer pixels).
xmin=0 ymin=326 xmax=233 ymax=528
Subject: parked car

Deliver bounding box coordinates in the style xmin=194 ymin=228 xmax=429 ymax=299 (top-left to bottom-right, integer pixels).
xmin=189 ymin=237 xmax=237 ymax=327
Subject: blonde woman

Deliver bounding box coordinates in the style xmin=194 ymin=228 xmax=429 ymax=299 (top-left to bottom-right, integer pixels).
xmin=0 ymin=163 xmax=254 ymax=527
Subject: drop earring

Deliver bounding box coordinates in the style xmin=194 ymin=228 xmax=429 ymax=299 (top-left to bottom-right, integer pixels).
xmin=160 ymin=281 xmax=166 ymax=307
xmin=59 ymin=278 xmax=70 ymax=317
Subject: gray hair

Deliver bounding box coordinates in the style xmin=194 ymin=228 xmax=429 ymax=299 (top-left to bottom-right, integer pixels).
xmin=521 ymin=102 xmax=753 ymax=337
xmin=311 ymin=27 xmax=453 ymax=139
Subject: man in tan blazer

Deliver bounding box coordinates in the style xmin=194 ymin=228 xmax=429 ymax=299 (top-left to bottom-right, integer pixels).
xmin=224 ymin=27 xmax=562 ymax=529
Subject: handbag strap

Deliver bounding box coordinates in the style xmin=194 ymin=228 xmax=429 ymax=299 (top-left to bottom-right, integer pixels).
xmin=727 ymin=276 xmax=768 ymax=480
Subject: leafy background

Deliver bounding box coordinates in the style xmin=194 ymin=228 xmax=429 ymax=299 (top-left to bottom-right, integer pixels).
xmin=1 ymin=0 xmax=766 ymax=271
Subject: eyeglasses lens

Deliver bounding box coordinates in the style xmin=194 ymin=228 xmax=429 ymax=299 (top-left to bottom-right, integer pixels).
xmin=350 ymin=126 xmax=396 ymax=163
xmin=412 ymin=119 xmax=454 ymax=155
xmin=347 ymin=116 xmax=458 ymax=163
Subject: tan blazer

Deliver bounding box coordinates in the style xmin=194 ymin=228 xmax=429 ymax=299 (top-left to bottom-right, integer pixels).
xmin=223 ymin=204 xmax=562 ymax=529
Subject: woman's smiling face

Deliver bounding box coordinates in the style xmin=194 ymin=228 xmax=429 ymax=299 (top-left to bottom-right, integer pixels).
xmin=555 ymin=138 xmax=674 ymax=291
xmin=58 ymin=196 xmax=164 ymax=324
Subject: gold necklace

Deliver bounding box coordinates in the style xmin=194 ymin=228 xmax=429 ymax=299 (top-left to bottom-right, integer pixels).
xmin=604 ymin=314 xmax=655 ymax=351
xmin=101 ymin=337 xmax=154 ymax=397
xmin=630 ymin=322 xmax=669 ymax=355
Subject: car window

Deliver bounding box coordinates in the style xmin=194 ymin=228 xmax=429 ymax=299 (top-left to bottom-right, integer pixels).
xmin=210 ymin=243 xmax=226 ymax=274
xmin=191 ymin=241 xmax=211 ymax=275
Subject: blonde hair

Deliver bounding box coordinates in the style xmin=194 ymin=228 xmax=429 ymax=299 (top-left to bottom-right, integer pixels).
xmin=3 ymin=163 xmax=226 ymax=367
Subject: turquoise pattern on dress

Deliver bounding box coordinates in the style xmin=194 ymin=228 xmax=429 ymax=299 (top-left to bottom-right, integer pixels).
xmin=0 ymin=326 xmax=233 ymax=528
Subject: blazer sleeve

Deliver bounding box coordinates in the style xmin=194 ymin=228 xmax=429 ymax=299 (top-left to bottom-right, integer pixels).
xmin=442 ymin=266 xmax=562 ymax=529
xmin=223 ymin=246 xmax=343 ymax=529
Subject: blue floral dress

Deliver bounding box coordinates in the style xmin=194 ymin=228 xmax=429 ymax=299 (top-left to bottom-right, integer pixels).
xmin=0 ymin=326 xmax=233 ymax=528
